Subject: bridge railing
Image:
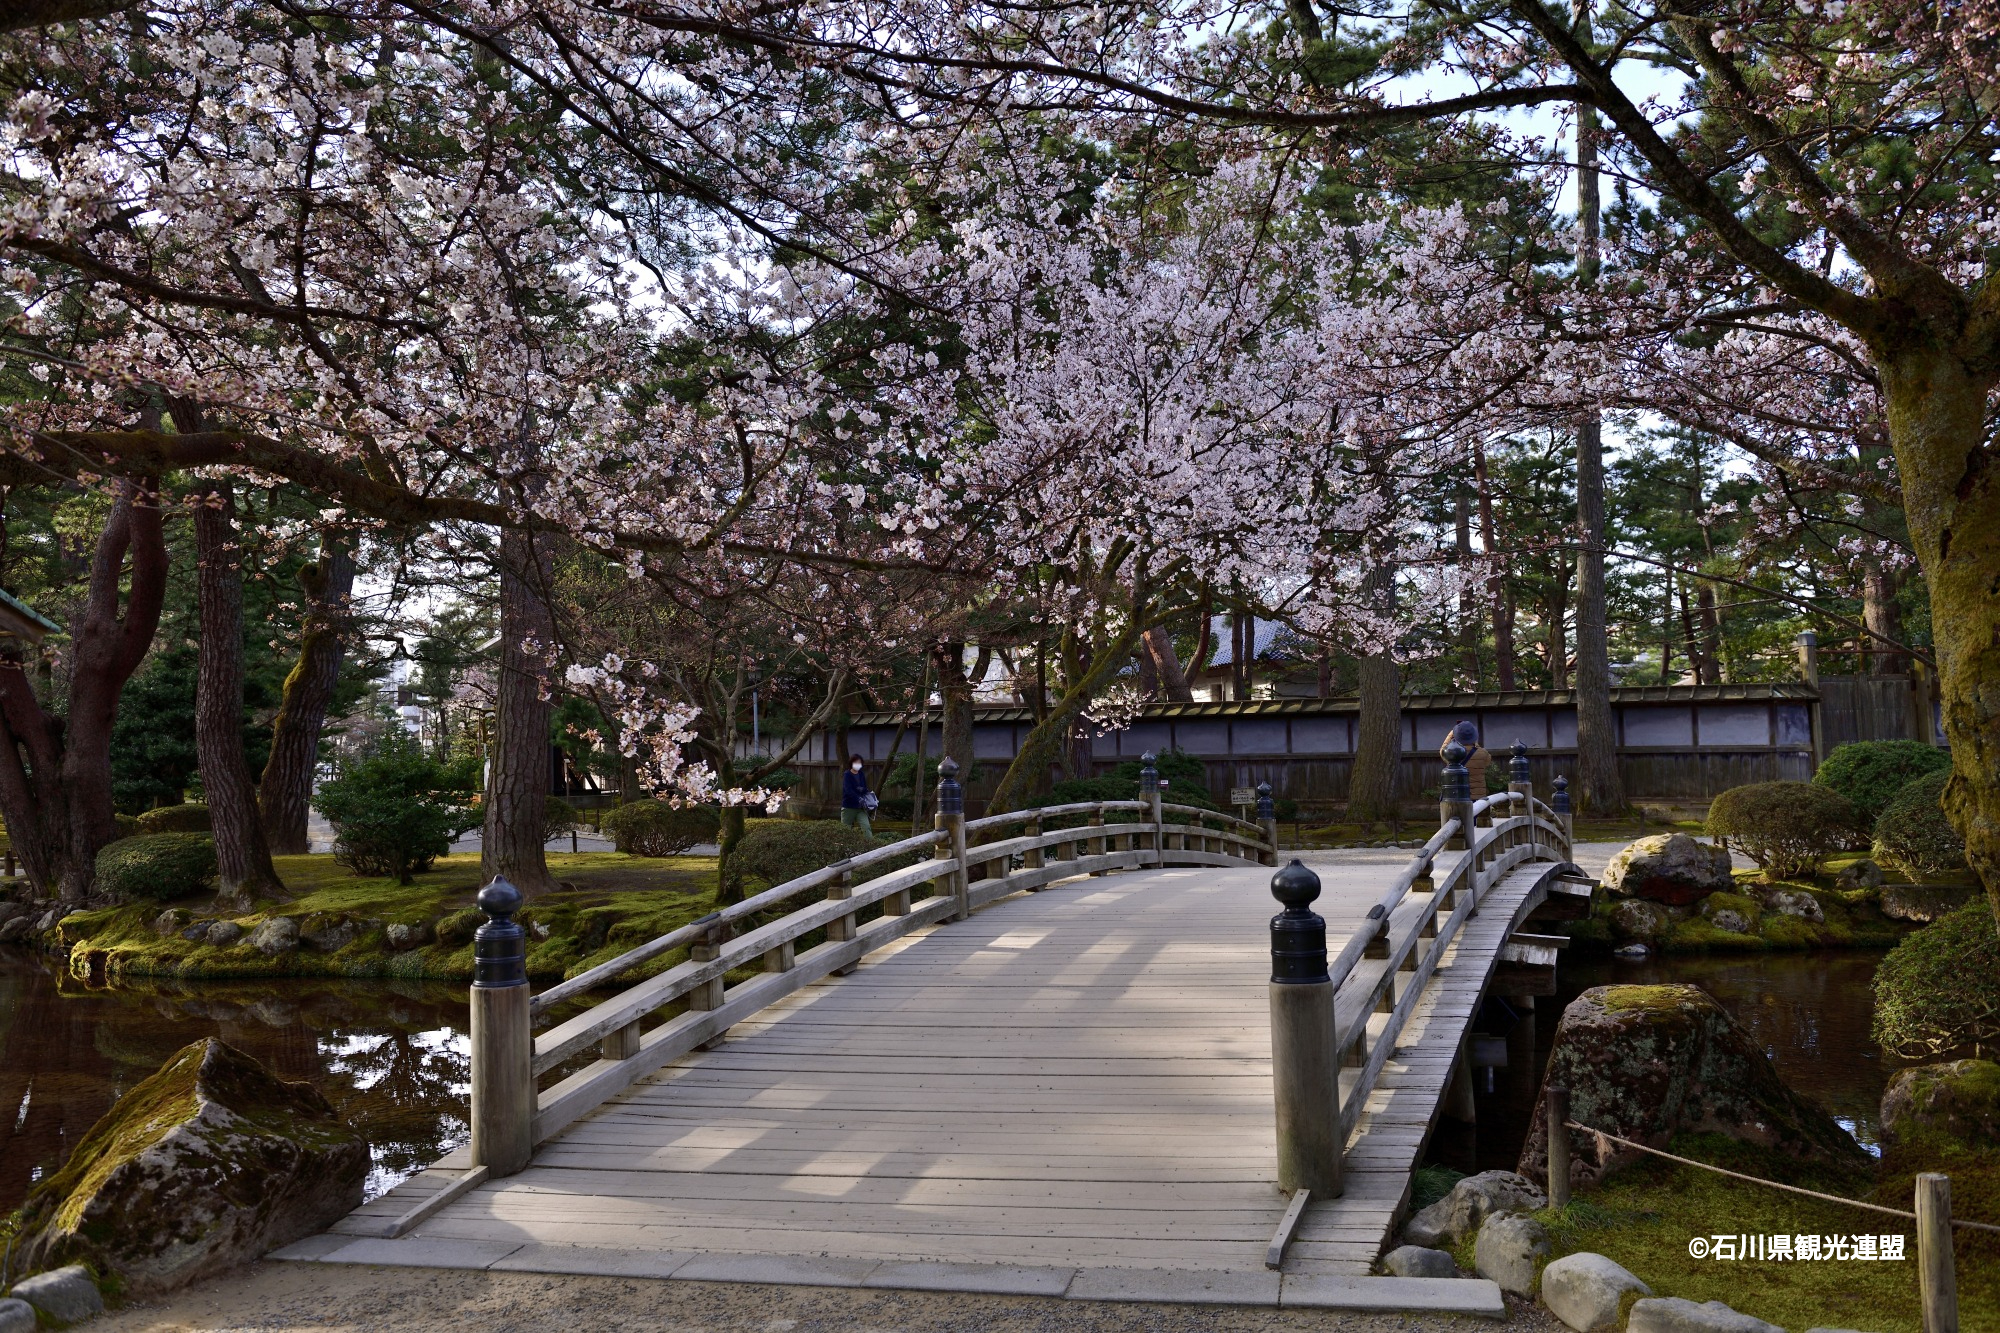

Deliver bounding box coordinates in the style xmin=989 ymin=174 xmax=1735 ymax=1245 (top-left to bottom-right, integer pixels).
xmin=461 ymin=752 xmax=1279 ymax=1177
xmin=1268 ymin=740 xmax=1574 ymax=1207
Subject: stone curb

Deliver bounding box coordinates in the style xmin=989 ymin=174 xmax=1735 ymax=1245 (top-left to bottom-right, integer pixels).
xmin=270 ymin=1237 xmax=1507 ymax=1313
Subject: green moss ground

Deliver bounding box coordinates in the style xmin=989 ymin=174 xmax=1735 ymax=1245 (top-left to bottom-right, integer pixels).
xmin=53 ymin=852 xmax=727 ymax=984
xmin=1508 ymin=1139 xmax=1999 ymax=1333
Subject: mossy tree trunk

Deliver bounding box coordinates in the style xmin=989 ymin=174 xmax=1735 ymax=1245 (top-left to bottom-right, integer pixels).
xmin=193 ymin=480 xmax=283 ymax=910
xmin=1348 ymin=651 xmax=1401 ymax=823
xmin=0 ymin=479 xmax=165 ymax=901
xmin=259 ymin=536 xmax=354 ymax=854
xmin=484 ymin=526 xmax=558 ymax=897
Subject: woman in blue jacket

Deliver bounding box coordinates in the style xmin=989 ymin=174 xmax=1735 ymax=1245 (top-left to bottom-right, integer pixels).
xmin=840 ymin=754 xmax=875 ymax=837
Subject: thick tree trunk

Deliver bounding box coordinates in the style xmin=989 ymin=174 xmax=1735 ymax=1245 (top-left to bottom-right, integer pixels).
xmin=716 ymin=798 xmax=748 ymax=903
xmin=194 ymin=482 xmax=282 ymax=909
xmin=1348 ymin=652 xmax=1401 ymax=823
xmin=1143 ymin=625 xmax=1192 ymax=702
xmin=935 ymin=641 xmax=975 ymax=772
xmin=1455 ymin=489 xmax=1480 ymax=685
xmin=1696 ymin=583 xmax=1723 ymax=684
xmin=0 ymin=480 xmax=165 ymax=902
xmin=1881 ymin=352 xmax=2000 ymax=924
xmin=987 ymin=624 xmax=1144 ymax=814
xmin=259 ymin=539 xmax=354 ymax=854
xmin=483 ymin=527 xmax=557 ymax=895
xmin=1861 ymin=559 xmax=1906 ymax=676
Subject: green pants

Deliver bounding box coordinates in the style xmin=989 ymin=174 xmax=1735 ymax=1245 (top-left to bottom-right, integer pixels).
xmin=840 ymin=807 xmax=874 ymax=838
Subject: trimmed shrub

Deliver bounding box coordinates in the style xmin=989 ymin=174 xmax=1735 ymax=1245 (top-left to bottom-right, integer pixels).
xmin=600 ymin=801 xmax=720 ymax=856
xmin=135 ymin=803 xmax=213 ymax=835
xmin=95 ymin=832 xmax=217 ymax=901
xmin=1873 ymin=900 xmax=2000 ymax=1058
xmin=1110 ymin=748 xmax=1215 ymax=805
xmin=1706 ymin=781 xmax=1866 ymax=879
xmin=735 ymin=819 xmax=874 ymax=889
xmin=543 ymin=796 xmax=581 ymax=844
xmin=1873 ymin=769 xmax=1968 ymax=880
xmin=111 ymin=812 xmax=141 ymax=843
xmin=314 ymin=733 xmax=480 ymax=884
xmin=1814 ymin=740 xmax=1952 ymax=824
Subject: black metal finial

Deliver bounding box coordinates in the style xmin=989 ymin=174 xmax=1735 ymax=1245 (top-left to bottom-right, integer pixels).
xmin=1269 ymin=859 xmax=1327 ymax=984
xmin=1139 ymin=751 xmax=1159 ymax=791
xmin=1552 ymin=774 xmax=1571 ymax=814
xmin=936 ymin=755 xmax=964 ymax=816
xmin=1256 ymin=781 xmax=1274 ymax=820
xmin=473 ymin=876 xmax=527 ymax=989
xmin=1442 ymin=741 xmax=1470 ymax=802
xmin=1511 ymin=740 xmax=1530 ymax=784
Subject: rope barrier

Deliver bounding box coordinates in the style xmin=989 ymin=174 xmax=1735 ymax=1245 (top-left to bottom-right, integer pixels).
xmin=1564 ymin=1120 xmax=2000 ymax=1234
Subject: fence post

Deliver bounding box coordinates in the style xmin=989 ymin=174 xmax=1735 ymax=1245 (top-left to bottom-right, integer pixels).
xmin=1257 ymin=782 xmax=1278 ymax=865
xmin=469 ymin=876 xmax=533 ymax=1177
xmin=1552 ymin=774 xmax=1574 ymax=847
xmin=827 ymin=863 xmax=858 ymax=977
xmin=1023 ymin=811 xmax=1045 ymax=888
xmin=935 ymin=756 xmax=969 ymax=921
xmin=1440 ymin=742 xmax=1474 ymax=853
xmin=1546 ymin=1084 xmax=1571 ymax=1207
xmin=1088 ymin=803 xmax=1107 ymax=875
xmin=1917 ymin=1172 xmax=1958 ymax=1333
xmin=1268 ymin=859 xmax=1341 ymax=1197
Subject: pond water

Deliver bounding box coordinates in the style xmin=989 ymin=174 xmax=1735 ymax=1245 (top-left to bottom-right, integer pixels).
xmin=1447 ymin=949 xmax=1913 ymax=1175
xmin=0 ymin=951 xmax=476 ymax=1217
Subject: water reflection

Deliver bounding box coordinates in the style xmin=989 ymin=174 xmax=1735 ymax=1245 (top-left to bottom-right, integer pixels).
xmin=1450 ymin=951 xmax=1908 ymax=1173
xmin=0 ymin=951 xmax=475 ymax=1215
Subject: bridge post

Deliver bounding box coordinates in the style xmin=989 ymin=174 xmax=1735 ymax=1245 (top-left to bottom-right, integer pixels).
xmin=469 ymin=877 xmax=533 ymax=1177
xmin=1023 ymin=811 xmax=1045 ymax=888
xmin=1506 ymin=742 xmax=1533 ymax=852
xmin=936 ymin=757 xmax=969 ymax=921
xmin=1552 ymin=775 xmax=1574 ymax=847
xmin=1440 ymin=742 xmax=1474 ymax=853
xmin=1141 ymin=752 xmax=1164 ymax=867
xmin=1257 ymin=783 xmax=1278 ymax=865
xmin=1268 ymin=859 xmax=1342 ymax=1197
xmin=1088 ymin=803 xmax=1107 ymax=875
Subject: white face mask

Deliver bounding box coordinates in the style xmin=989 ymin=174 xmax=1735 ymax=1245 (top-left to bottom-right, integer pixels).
xmin=851 ymin=763 xmax=863 ymax=772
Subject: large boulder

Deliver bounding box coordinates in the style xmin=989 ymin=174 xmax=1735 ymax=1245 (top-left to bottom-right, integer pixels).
xmin=1540 ymin=1252 xmax=1651 ymax=1333
xmin=1601 ymin=835 xmax=1735 ymax=907
xmin=1381 ymin=1244 xmax=1456 ymax=1278
xmin=245 ymin=916 xmax=299 ymax=956
xmin=8 ymin=1266 xmax=102 ymax=1326
xmin=1628 ymin=1298 xmax=1783 ymax=1333
xmin=1608 ymin=899 xmax=1674 ymax=943
xmin=1880 ymin=1058 xmax=2000 ymax=1151
xmin=1402 ymin=1169 xmax=1545 ymax=1248
xmin=1879 ymin=884 xmax=1977 ymax=923
xmin=1518 ymin=985 xmax=1870 ymax=1190
xmin=13 ymin=1038 xmax=368 ymax=1296
xmin=1473 ymin=1212 xmax=1549 ymax=1297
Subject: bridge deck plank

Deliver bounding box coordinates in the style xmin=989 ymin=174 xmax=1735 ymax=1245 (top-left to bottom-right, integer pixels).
xmin=347 ymin=850 xmax=1559 ymax=1284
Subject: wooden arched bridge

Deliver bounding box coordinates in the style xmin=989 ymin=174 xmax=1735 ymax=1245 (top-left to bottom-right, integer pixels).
xmin=279 ymin=750 xmax=1593 ymax=1312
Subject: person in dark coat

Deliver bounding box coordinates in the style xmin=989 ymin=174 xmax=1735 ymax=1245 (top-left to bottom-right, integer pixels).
xmin=840 ymin=754 xmax=875 ymax=837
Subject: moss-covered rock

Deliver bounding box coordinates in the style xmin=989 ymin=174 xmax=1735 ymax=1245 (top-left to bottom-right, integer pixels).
xmin=1602 ymin=834 xmax=1734 ymax=907
xmin=1880 ymin=1058 xmax=2000 ymax=1151
xmin=12 ymin=1038 xmax=367 ymax=1295
xmin=1517 ymin=984 xmax=1869 ymax=1193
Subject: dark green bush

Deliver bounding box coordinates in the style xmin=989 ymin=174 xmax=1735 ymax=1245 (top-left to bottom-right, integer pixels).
xmin=1873 ymin=900 xmax=2000 ymax=1058
xmin=599 ymin=801 xmax=720 ymax=856
xmin=1873 ymin=769 xmax=1968 ymax=880
xmin=314 ymin=733 xmax=480 ymax=884
xmin=135 ymin=803 xmax=213 ymax=835
xmin=111 ymin=813 xmax=141 ymax=842
xmin=1706 ymin=781 xmax=1866 ymax=879
xmin=1110 ymin=748 xmax=1214 ymax=804
xmin=96 ymin=832 xmax=217 ymax=901
xmin=543 ymin=796 xmax=581 ymax=844
xmin=1814 ymin=741 xmax=1953 ymax=824
xmin=735 ymin=819 xmax=874 ymax=889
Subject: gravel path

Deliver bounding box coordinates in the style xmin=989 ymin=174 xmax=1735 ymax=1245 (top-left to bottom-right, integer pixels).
xmin=96 ymin=1264 xmax=1563 ymax=1332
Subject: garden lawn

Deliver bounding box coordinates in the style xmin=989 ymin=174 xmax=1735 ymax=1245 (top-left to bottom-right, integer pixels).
xmin=55 ymin=852 xmax=724 ymax=985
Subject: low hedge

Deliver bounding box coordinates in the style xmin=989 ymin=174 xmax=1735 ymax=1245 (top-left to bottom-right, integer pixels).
xmin=1814 ymin=740 xmax=1952 ymax=824
xmin=95 ymin=832 xmax=218 ymax=901
xmin=600 ymin=801 xmax=720 ymax=856
xmin=735 ymin=819 xmax=874 ymax=889
xmin=1706 ymin=781 xmax=1866 ymax=879
xmin=1873 ymin=900 xmax=2000 ymax=1058
xmin=1873 ymin=769 xmax=1968 ymax=880
xmin=136 ymin=803 xmax=213 ymax=835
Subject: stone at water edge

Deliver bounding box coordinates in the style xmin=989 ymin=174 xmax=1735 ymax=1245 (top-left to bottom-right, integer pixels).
xmin=1539 ymin=1252 xmax=1651 ymax=1333
xmin=1381 ymin=1245 xmax=1456 ymax=1278
xmin=1608 ymin=899 xmax=1674 ymax=943
xmin=1835 ymin=859 xmax=1884 ymax=891
xmin=1880 ymin=1058 xmax=2000 ymax=1149
xmin=245 ymin=916 xmax=299 ymax=956
xmin=1601 ymin=834 xmax=1734 ymax=907
xmin=12 ymin=1037 xmax=368 ymax=1297
xmin=1627 ymin=1298 xmax=1784 ymax=1333
xmin=1699 ymin=898 xmax=1754 ymax=934
xmin=1401 ymin=1170 xmax=1546 ymax=1248
xmin=9 ymin=1266 xmax=104 ymax=1325
xmin=1878 ymin=884 xmax=1976 ymax=923
xmin=1517 ymin=984 xmax=1871 ymax=1191
xmin=1758 ymin=887 xmax=1824 ymax=922
xmin=1473 ymin=1213 xmax=1549 ymax=1297
xmin=0 ymin=1297 xmax=33 ymax=1333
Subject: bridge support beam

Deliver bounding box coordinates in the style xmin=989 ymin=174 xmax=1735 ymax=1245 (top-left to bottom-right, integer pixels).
xmin=1268 ymin=859 xmax=1343 ymax=1197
